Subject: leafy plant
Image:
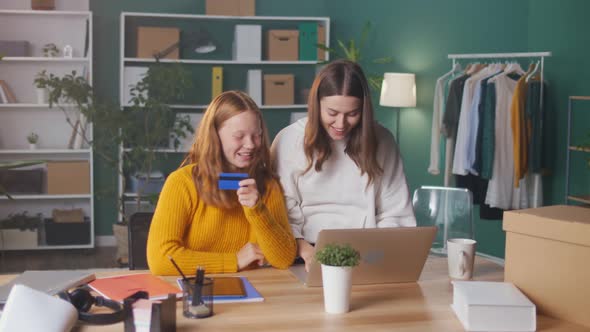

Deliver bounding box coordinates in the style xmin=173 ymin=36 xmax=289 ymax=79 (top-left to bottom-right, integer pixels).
xmin=42 ymin=43 xmax=59 ymax=57
xmin=34 ymin=70 xmax=50 ymax=89
xmin=315 ymin=243 xmax=360 ymax=267
xmin=317 ymin=21 xmax=393 ymax=91
xmin=0 ymin=212 xmax=42 ymax=231
xmin=27 ymin=132 xmax=39 ymax=144
xmin=38 ymin=63 xmax=194 ymax=223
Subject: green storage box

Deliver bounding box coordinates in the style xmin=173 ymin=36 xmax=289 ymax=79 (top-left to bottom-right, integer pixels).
xmin=299 ymin=23 xmax=318 ymax=61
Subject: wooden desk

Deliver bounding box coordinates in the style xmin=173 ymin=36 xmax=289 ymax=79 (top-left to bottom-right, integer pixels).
xmin=1 ymin=256 xmax=588 ymax=331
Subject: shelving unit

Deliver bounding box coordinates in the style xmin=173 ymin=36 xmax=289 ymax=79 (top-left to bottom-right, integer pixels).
xmin=565 ymin=96 xmax=590 ymax=205
xmin=0 ymin=7 xmax=94 ymax=250
xmin=117 ymin=11 xmax=329 ymax=219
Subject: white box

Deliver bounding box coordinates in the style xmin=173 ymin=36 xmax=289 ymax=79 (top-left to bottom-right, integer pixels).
xmin=451 ymin=281 xmax=536 ymax=332
xmin=247 ymin=69 xmax=262 ymax=105
xmin=0 ymin=229 xmax=38 ymax=249
xmin=233 ymin=25 xmax=261 ymax=61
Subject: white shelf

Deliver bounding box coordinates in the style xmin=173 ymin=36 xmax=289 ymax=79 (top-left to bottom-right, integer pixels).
xmin=123 ymin=103 xmax=307 ymax=110
xmin=0 ymin=9 xmax=90 ymax=16
xmin=0 ymin=194 xmax=92 ymax=200
xmin=124 ymin=58 xmax=319 ymax=65
xmin=569 ymin=146 xmax=590 ymax=153
xmin=0 ymin=57 xmax=89 ymax=62
xmin=122 ymin=12 xmax=329 ymax=22
xmin=122 ymin=147 xmax=187 ymax=153
xmin=0 ymin=244 xmax=94 ymax=251
xmin=0 ymin=149 xmax=91 ymax=154
xmin=0 ymin=103 xmax=80 ymax=109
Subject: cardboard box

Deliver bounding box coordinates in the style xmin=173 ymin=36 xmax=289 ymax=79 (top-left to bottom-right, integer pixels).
xmin=233 ymin=25 xmax=261 ymax=61
xmin=317 ymin=25 xmax=326 ymax=61
xmin=503 ymin=205 xmax=590 ymax=328
xmin=264 ymin=74 xmax=294 ymax=105
xmin=206 ymin=0 xmax=255 ymax=16
xmin=46 ymin=161 xmax=90 ymax=195
xmin=267 ymin=30 xmax=299 ymax=61
xmin=0 ymin=229 xmax=38 ymax=249
xmin=0 ymin=41 xmax=30 ymax=57
xmin=137 ymin=27 xmax=180 ymax=59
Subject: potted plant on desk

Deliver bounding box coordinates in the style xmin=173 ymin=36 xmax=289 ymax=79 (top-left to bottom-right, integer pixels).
xmin=315 ymin=243 xmax=360 ymax=314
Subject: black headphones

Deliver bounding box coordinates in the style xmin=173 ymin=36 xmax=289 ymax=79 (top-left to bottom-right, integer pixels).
xmin=58 ymin=287 xmax=127 ymax=325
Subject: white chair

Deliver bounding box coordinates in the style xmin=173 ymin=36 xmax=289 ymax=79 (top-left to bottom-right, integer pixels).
xmin=412 ymin=186 xmax=474 ymax=255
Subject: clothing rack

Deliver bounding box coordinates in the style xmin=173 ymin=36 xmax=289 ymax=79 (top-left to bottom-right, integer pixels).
xmin=448 ymin=52 xmax=551 ymax=113
xmin=444 ymin=52 xmax=552 ymax=209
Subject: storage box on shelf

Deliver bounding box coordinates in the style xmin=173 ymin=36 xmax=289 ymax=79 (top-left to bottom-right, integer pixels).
xmin=119 ymin=11 xmax=329 ymax=219
xmin=503 ymin=205 xmax=590 ymax=328
xmin=0 ymin=7 xmax=94 ymax=250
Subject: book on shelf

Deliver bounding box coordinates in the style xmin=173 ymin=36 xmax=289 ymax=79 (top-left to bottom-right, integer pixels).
xmin=0 ymin=80 xmax=17 ymax=103
xmin=451 ymin=281 xmax=536 ymax=332
xmin=88 ymin=273 xmax=182 ymax=303
xmin=176 ymin=276 xmax=263 ymax=303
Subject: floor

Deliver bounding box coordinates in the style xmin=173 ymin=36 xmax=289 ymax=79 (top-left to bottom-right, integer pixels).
xmin=0 ymin=246 xmax=122 ymax=274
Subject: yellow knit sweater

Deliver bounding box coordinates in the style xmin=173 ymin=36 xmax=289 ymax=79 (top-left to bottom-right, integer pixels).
xmin=147 ymin=164 xmax=296 ymax=275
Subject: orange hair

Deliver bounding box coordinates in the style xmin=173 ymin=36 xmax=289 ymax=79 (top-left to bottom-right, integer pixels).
xmin=181 ymin=90 xmax=275 ymax=208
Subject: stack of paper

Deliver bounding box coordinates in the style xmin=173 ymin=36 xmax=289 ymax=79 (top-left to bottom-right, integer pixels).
xmin=451 ymin=281 xmax=536 ymax=332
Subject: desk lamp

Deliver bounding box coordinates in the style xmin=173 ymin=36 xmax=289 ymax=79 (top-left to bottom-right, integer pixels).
xmin=379 ymin=73 xmax=416 ymax=144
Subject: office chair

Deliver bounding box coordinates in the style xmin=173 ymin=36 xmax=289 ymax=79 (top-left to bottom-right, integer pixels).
xmin=412 ymin=186 xmax=474 ymax=255
xmin=128 ymin=212 xmax=154 ymax=270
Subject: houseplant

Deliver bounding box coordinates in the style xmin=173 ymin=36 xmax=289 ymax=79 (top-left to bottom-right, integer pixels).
xmin=37 ymin=63 xmax=193 ymax=264
xmin=33 ymin=70 xmax=50 ymax=104
xmin=315 ymin=243 xmax=360 ymax=313
xmin=317 ymin=21 xmax=392 ymax=91
xmin=27 ymin=132 xmax=39 ymax=149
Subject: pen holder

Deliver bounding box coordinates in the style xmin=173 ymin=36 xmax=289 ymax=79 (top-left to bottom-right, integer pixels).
xmin=182 ymin=277 xmax=214 ymax=318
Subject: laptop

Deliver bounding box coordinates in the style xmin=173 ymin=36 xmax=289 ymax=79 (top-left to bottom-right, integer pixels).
xmin=289 ymin=226 xmax=437 ymax=287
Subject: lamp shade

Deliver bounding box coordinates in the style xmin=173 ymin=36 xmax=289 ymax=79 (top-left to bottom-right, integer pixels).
xmin=379 ymin=73 xmax=416 ymax=107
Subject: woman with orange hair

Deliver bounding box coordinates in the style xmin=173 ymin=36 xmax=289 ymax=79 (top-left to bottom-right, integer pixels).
xmin=147 ymin=90 xmax=296 ymax=275
xmin=272 ymin=60 xmax=415 ymax=272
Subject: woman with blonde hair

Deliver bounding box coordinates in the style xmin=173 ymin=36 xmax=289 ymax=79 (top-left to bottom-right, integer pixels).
xmin=147 ymin=90 xmax=296 ymax=275
xmin=271 ymin=60 xmax=416 ymax=271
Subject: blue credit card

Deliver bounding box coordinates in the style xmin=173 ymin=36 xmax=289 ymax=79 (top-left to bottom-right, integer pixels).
xmin=218 ymin=173 xmax=249 ymax=190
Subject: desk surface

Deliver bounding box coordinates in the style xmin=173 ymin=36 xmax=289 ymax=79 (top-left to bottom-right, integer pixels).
xmin=1 ymin=255 xmax=588 ymax=331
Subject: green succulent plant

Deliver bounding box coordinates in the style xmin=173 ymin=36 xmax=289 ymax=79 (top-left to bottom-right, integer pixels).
xmin=315 ymin=243 xmax=360 ymax=267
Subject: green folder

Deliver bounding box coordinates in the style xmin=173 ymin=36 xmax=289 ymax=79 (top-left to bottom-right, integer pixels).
xmin=299 ymin=23 xmax=318 ymax=61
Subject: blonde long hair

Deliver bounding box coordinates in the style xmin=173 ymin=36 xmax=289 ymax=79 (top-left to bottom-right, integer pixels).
xmin=181 ymin=90 xmax=274 ymax=208
xmin=304 ymin=60 xmax=382 ymax=184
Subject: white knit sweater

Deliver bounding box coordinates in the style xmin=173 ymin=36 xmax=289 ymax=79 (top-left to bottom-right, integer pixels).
xmin=271 ymin=118 xmax=416 ymax=243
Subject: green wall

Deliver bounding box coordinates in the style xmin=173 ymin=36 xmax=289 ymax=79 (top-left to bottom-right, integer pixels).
xmin=90 ymin=0 xmax=590 ymax=259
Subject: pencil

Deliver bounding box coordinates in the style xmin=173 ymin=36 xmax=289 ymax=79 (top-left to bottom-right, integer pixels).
xmin=167 ymin=255 xmax=189 ymax=282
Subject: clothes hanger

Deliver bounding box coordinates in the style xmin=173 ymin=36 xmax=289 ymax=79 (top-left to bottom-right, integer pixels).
xmin=526 ymin=60 xmax=541 ymax=82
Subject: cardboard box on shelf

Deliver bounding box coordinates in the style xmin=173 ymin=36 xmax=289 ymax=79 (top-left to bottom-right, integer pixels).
xmin=503 ymin=205 xmax=590 ymax=328
xmin=0 ymin=229 xmax=38 ymax=249
xmin=136 ymin=27 xmax=180 ymax=59
xmin=267 ymin=30 xmax=299 ymax=61
xmin=206 ymin=0 xmax=255 ymax=16
xmin=0 ymin=41 xmax=29 ymax=57
xmin=46 ymin=161 xmax=90 ymax=195
xmin=317 ymin=25 xmax=326 ymax=61
xmin=264 ymin=74 xmax=294 ymax=105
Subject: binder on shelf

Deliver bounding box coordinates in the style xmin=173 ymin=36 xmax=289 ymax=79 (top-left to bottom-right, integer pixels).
xmin=247 ymin=69 xmax=262 ymax=105
xmin=233 ymin=25 xmax=261 ymax=61
xmin=451 ymin=281 xmax=536 ymax=332
xmin=212 ymin=66 xmax=223 ymax=100
xmin=0 ymin=80 xmax=17 ymax=103
xmin=299 ymin=23 xmax=318 ymax=61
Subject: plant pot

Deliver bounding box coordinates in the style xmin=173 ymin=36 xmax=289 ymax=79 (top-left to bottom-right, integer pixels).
xmin=29 ymin=143 xmax=37 ymax=150
xmin=321 ymin=264 xmax=353 ymax=314
xmin=35 ymin=88 xmax=48 ymax=104
xmin=31 ymin=0 xmax=55 ymax=10
xmin=112 ymin=222 xmax=129 ymax=265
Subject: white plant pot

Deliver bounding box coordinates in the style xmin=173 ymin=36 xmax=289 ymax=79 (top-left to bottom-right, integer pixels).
xmin=29 ymin=143 xmax=37 ymax=150
xmin=36 ymin=88 xmax=48 ymax=104
xmin=321 ymin=265 xmax=353 ymax=314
